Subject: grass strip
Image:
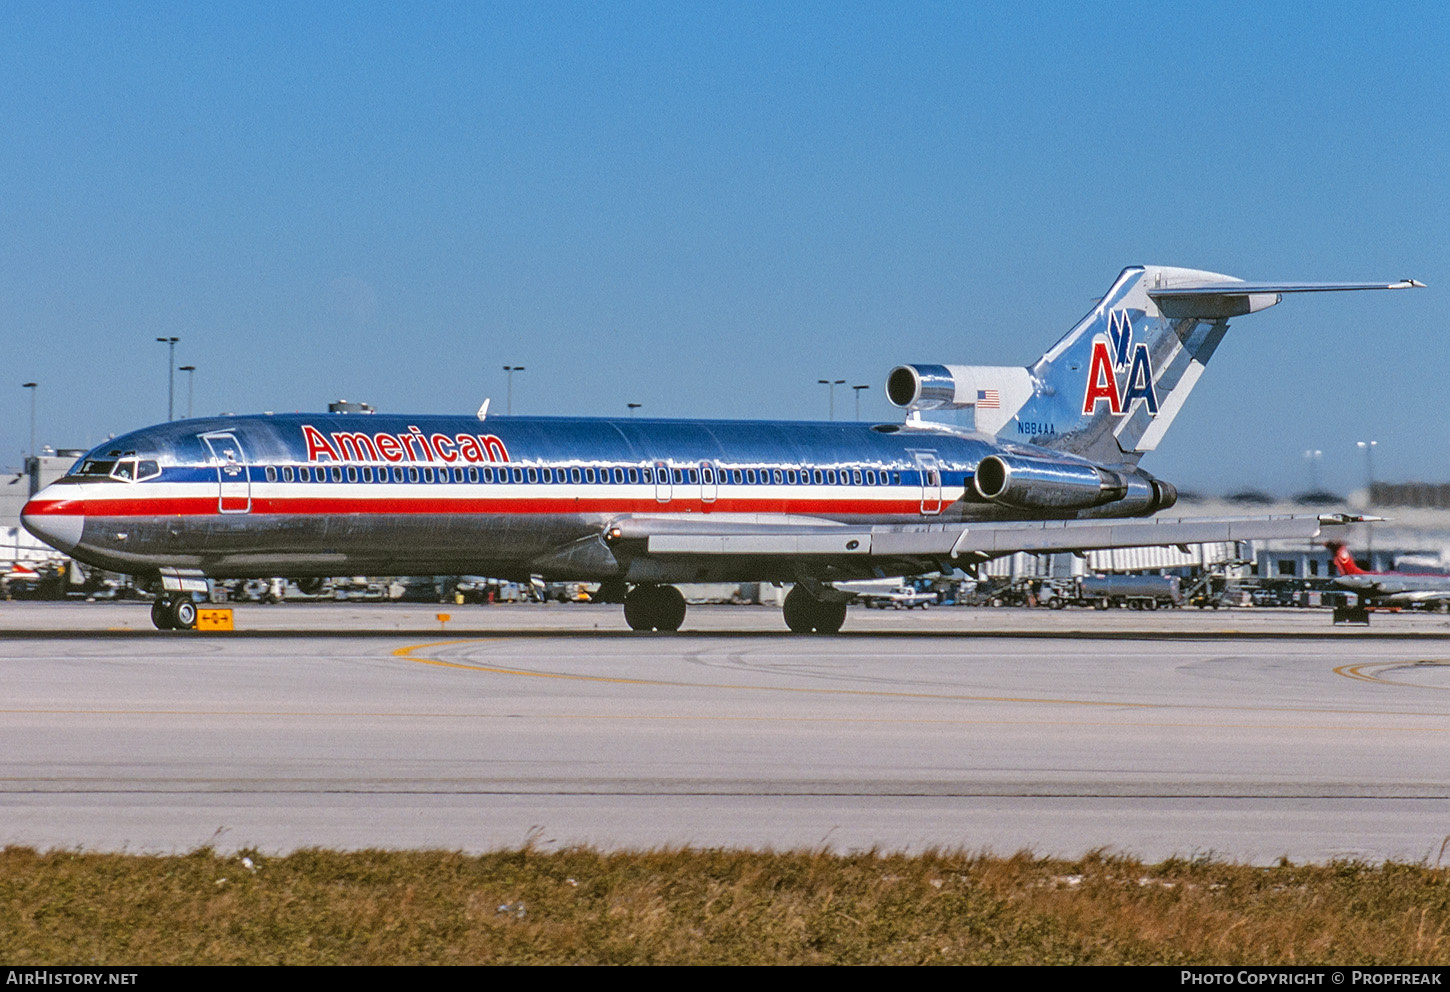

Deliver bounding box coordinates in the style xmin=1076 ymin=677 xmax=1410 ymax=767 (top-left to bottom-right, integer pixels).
xmin=4 ymin=846 xmax=1450 ymax=964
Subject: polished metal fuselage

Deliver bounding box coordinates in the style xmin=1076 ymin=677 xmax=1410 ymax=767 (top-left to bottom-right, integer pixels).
xmin=24 ymin=413 xmax=1155 ymax=583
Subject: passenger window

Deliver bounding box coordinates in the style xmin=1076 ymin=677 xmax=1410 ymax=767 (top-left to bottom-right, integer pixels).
xmin=585 ymin=467 xmax=595 ymax=484
xmin=866 ymin=470 xmax=876 ymax=485
xmin=627 ymin=468 xmax=639 ymax=484
xmin=422 ymin=467 xmax=434 ymax=483
xmin=512 ymin=467 xmax=524 ymax=483
xmin=853 ymin=469 xmax=863 ymax=485
xmin=265 ymin=466 xmax=278 ymax=483
xmin=826 ymin=469 xmax=837 ymax=485
xmin=688 ymin=469 xmax=699 ymax=484
xmin=283 ymin=466 xmax=294 ymax=482
xmin=408 ymin=467 xmax=419 ymax=483
xmin=746 ymin=469 xmax=757 ymax=484
xmin=772 ymin=469 xmax=783 ymax=485
xmin=527 ymin=468 xmax=538 ymax=484
xmin=346 ymin=466 xmax=358 ymax=483
xmin=570 ymin=467 xmax=582 ymax=484
xmin=541 ymin=468 xmax=553 ymax=483
xmin=613 ymin=468 xmax=625 ymax=484
xmin=330 ymin=466 xmax=342 ymax=483
xmin=300 ymin=466 xmax=312 ymax=482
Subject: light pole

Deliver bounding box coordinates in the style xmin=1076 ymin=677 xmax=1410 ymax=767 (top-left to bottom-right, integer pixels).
xmin=503 ymin=366 xmax=525 ymax=415
xmin=852 ymin=384 xmax=869 ymax=421
xmin=818 ymin=379 xmax=845 ymax=420
xmin=627 ymin=403 xmax=641 ymax=417
xmin=1358 ymin=440 xmax=1378 ymax=568
xmin=157 ymin=337 xmax=179 ymax=420
xmin=1356 ymin=440 xmax=1377 ymax=503
xmin=1303 ymin=449 xmax=1323 ymax=491
xmin=179 ymin=366 xmax=196 ymax=418
xmin=21 ymin=382 xmax=37 ymax=461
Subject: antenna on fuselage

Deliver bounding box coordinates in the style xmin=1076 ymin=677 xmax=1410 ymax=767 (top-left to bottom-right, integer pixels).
xmin=476 ymin=398 xmax=491 ymax=421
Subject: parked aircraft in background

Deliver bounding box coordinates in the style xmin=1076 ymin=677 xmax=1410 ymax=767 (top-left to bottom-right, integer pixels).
xmin=1329 ymin=542 xmax=1450 ymax=608
xmin=23 ymin=265 xmax=1419 ymax=632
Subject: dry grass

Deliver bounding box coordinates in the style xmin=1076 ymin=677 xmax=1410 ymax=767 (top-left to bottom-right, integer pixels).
xmin=3 ymin=846 xmax=1450 ymax=964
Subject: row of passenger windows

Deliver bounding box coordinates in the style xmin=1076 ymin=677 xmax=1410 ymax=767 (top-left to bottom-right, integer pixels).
xmin=261 ymin=464 xmax=910 ymax=487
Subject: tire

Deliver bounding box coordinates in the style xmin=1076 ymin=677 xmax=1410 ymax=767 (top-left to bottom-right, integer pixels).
xmin=151 ymin=599 xmax=174 ymax=630
xmin=623 ymin=585 xmax=686 ymax=632
xmin=783 ymin=586 xmax=846 ymax=634
xmin=623 ymin=586 xmax=657 ymax=630
xmin=171 ymin=598 xmax=198 ymax=630
xmin=655 ymin=585 xmax=686 ymax=632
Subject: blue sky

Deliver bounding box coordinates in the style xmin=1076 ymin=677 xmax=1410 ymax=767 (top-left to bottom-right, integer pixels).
xmin=3 ymin=2 xmax=1445 ymax=495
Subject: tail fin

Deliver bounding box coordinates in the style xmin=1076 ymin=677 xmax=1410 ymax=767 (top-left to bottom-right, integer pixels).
xmin=1328 ymin=541 xmax=1368 ymax=576
xmin=888 ymin=267 xmax=1422 ymax=466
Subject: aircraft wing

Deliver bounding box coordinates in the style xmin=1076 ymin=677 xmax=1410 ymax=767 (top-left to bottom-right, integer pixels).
xmin=607 ymin=513 xmax=1363 ymax=563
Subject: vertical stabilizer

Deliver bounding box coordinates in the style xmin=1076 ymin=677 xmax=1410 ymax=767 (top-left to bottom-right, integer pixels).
xmin=886 ymin=267 xmax=1420 ymax=465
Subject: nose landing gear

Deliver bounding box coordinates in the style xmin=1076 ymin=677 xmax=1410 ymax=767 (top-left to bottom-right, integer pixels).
xmin=151 ymin=597 xmax=198 ymax=630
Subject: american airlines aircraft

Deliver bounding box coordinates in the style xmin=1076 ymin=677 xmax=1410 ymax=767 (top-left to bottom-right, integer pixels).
xmin=22 ymin=265 xmax=1421 ymax=632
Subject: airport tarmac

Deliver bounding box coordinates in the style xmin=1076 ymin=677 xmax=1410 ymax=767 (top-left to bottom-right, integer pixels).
xmin=3 ymin=601 xmax=1450 ymax=864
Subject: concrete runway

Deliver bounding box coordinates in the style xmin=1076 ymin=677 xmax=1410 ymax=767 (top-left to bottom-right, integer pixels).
xmin=3 ymin=601 xmax=1450 ymax=863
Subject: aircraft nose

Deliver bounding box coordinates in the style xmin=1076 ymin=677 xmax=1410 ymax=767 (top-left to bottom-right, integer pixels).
xmin=21 ymin=492 xmax=84 ymax=554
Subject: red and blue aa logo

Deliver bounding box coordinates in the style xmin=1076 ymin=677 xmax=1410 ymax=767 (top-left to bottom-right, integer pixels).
xmin=1081 ymin=310 xmax=1159 ymax=416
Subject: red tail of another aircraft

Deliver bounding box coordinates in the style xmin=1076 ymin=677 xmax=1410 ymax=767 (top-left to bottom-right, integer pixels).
xmin=1327 ymin=542 xmax=1369 ymax=576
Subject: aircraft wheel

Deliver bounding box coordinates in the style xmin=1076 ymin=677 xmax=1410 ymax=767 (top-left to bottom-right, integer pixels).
xmin=171 ymin=598 xmax=198 ymax=630
xmin=624 ymin=584 xmax=687 ymax=632
xmin=151 ymin=599 xmax=175 ymax=630
xmin=654 ymin=585 xmax=686 ymax=631
xmin=782 ymin=586 xmax=847 ymax=634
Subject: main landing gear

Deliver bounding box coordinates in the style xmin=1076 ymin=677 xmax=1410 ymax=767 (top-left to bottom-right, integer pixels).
xmin=624 ymin=584 xmax=688 ymax=631
xmin=618 ymin=583 xmax=848 ymax=634
xmin=782 ymin=585 xmax=848 ymax=635
xmin=151 ymin=597 xmax=198 ymax=631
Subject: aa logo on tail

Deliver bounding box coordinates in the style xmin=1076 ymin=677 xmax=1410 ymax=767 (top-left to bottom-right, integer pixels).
xmin=1082 ymin=310 xmax=1159 ymax=416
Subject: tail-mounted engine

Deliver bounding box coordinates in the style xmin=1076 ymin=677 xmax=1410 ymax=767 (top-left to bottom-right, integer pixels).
xmin=886 ymin=364 xmax=1033 ymax=412
xmin=972 ymin=454 xmax=1177 ymax=514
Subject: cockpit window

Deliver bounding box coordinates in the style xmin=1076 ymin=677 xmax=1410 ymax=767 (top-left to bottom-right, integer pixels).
xmin=104 ymin=457 xmax=162 ymax=482
xmin=79 ymin=460 xmax=115 ymax=476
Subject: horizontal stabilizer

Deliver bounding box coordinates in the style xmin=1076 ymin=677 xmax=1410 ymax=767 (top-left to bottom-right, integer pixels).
xmin=1149 ymin=279 xmax=1423 ymax=319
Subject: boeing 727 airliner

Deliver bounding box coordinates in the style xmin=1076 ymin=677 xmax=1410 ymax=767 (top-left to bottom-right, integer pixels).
xmin=22 ymin=265 xmax=1421 ymax=632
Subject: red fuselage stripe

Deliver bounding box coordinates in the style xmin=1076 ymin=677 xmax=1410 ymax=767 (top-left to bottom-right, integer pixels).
xmin=23 ymin=496 xmax=933 ymax=517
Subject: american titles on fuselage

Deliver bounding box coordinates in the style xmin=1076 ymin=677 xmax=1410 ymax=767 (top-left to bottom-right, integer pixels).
xmin=1081 ymin=309 xmax=1159 ymax=417
xmin=302 ymin=424 xmax=511 ymax=464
